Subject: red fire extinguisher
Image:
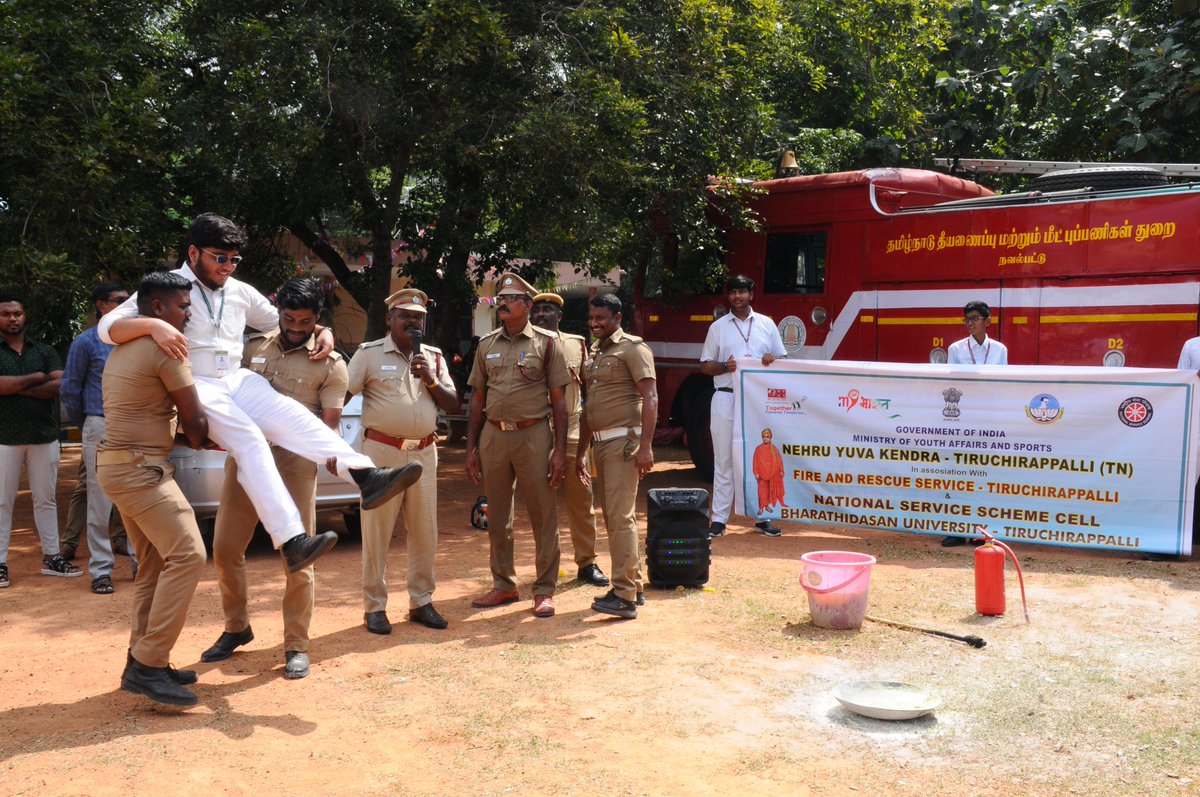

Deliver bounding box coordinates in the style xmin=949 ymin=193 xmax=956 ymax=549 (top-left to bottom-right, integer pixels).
xmin=973 ymin=526 xmax=1030 ymax=622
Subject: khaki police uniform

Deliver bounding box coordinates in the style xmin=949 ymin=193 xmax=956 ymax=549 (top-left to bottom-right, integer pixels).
xmin=348 ymin=330 xmax=452 ymax=614
xmin=212 ymin=330 xmax=348 ymax=653
xmin=468 ymin=320 xmax=570 ymax=596
xmin=583 ymin=328 xmax=656 ymax=601
xmin=552 ymin=329 xmax=601 ymax=570
xmin=97 ymin=337 xmax=203 ymax=668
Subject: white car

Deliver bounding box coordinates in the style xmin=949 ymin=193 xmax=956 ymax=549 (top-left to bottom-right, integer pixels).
xmin=170 ymin=394 xmax=365 ymax=534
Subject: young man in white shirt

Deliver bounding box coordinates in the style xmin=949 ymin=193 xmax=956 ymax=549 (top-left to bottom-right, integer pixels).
xmin=946 ymin=301 xmax=1008 ymax=365
xmin=698 ymin=274 xmax=787 ymax=538
xmin=99 ymin=214 xmax=421 ymax=572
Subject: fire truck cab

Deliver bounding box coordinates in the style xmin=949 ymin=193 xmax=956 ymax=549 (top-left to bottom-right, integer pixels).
xmin=634 ymin=163 xmax=1200 ymax=476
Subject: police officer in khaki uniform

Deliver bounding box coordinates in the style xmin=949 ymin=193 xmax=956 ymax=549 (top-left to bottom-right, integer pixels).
xmin=466 ymin=273 xmax=569 ymax=617
xmin=200 ymin=278 xmax=347 ymax=679
xmin=98 ymin=272 xmax=209 ymax=706
xmin=530 ymin=292 xmax=609 ymax=588
xmin=576 ymin=294 xmax=657 ymax=620
xmin=349 ymin=287 xmax=460 ymax=634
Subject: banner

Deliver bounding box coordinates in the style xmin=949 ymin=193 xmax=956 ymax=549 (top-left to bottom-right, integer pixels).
xmin=733 ymin=360 xmax=1199 ymax=555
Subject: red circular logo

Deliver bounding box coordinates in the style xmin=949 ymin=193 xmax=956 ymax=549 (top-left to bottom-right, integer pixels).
xmin=1118 ymin=397 xmax=1152 ymax=428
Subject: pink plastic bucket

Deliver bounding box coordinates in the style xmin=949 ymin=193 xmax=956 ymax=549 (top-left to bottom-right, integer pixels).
xmin=799 ymin=551 xmax=876 ymax=629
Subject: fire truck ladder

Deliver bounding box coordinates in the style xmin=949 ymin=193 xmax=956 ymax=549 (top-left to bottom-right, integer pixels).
xmin=934 ymin=158 xmax=1200 ymax=177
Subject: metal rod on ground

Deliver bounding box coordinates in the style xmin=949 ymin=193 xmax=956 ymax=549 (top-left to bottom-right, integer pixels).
xmin=865 ymin=615 xmax=987 ymax=649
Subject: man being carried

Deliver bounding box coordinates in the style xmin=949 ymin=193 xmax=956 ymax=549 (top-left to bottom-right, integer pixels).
xmin=99 ymin=272 xmax=209 ymax=706
xmin=201 ymin=278 xmax=347 ymax=679
xmin=99 ymin=213 xmax=420 ymax=572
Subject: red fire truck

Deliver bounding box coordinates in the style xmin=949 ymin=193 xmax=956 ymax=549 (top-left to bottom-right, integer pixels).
xmin=633 ymin=160 xmax=1200 ymax=476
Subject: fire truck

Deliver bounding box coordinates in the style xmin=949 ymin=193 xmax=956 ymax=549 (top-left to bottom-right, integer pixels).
xmin=632 ymin=160 xmax=1200 ymax=477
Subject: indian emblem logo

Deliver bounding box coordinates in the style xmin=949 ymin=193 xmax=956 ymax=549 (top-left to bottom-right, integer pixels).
xmin=942 ymin=387 xmax=963 ymax=420
xmin=1025 ymin=393 xmax=1064 ymax=424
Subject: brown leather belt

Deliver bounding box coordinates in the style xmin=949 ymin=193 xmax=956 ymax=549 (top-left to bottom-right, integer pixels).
xmin=487 ymin=417 xmax=546 ymax=432
xmin=365 ymin=429 xmax=437 ymax=450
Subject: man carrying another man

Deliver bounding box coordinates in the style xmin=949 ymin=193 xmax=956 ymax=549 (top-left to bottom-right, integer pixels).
xmin=99 ymin=272 xmax=209 ymax=706
xmin=348 ymin=288 xmax=459 ymax=634
xmin=98 ymin=213 xmax=421 ymax=573
xmin=200 ymin=278 xmax=346 ymax=679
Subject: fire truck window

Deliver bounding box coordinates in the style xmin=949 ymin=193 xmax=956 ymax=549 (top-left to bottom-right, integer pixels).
xmin=764 ymin=232 xmax=826 ymax=294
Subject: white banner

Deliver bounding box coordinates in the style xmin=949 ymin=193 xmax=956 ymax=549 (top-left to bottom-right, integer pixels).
xmin=733 ymin=360 xmax=1199 ymax=555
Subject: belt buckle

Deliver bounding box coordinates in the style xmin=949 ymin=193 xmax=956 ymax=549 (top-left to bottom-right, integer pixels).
xmin=500 ymin=421 xmax=518 ymax=432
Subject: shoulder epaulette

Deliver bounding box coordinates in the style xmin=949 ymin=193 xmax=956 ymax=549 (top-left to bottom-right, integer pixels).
xmin=357 ymin=338 xmax=386 ymax=349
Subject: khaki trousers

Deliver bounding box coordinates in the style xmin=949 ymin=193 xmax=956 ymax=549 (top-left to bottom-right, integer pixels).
xmin=213 ymin=449 xmax=315 ymax=652
xmin=480 ymin=421 xmax=560 ymax=596
xmin=360 ymin=439 xmax=438 ymax=613
xmin=562 ymin=448 xmax=599 ymax=569
xmin=593 ymin=437 xmax=643 ymax=601
xmin=98 ymin=459 xmax=203 ymax=668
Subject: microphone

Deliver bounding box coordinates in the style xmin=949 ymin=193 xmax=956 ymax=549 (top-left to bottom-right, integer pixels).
xmin=411 ymin=329 xmax=423 ymax=356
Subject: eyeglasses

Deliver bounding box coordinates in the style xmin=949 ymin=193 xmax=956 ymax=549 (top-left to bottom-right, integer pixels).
xmin=202 ymin=249 xmax=243 ymax=266
xmin=963 ymin=315 xmax=986 ymax=324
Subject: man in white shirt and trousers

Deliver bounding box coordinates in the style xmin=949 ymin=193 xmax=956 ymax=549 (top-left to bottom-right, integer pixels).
xmin=943 ymin=299 xmax=1008 ymax=547
xmin=99 ymin=213 xmax=421 ymax=573
xmin=698 ymin=274 xmax=788 ymax=538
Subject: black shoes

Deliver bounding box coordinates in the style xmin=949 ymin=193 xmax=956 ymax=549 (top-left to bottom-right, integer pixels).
xmin=282 ymin=531 xmax=339 ymax=573
xmin=42 ymin=554 xmax=83 ymax=577
xmin=351 ymin=463 xmax=423 ymax=510
xmin=592 ymin=589 xmax=638 ymax=620
xmin=577 ymin=563 xmax=610 ymax=587
xmin=941 ymin=536 xmax=984 ymax=548
xmin=755 ymin=520 xmax=782 ymax=537
xmin=127 ymin=650 xmax=196 ymax=685
xmin=284 ymin=651 xmax=310 ymax=680
xmin=121 ymin=657 xmax=198 ymax=706
xmin=365 ymin=611 xmax=392 ymax=635
xmin=408 ymin=603 xmax=448 ymax=630
xmin=200 ymin=627 xmax=255 ymax=662
xmin=708 ymin=522 xmax=726 ymax=538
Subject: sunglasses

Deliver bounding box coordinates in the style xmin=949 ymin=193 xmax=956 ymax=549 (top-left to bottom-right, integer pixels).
xmin=202 ymin=248 xmax=243 ymax=266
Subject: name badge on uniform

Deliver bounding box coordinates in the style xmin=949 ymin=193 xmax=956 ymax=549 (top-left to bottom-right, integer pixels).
xmin=381 ymin=365 xmax=398 ymax=372
xmin=214 ymin=350 xmax=231 ymax=377
xmin=486 ymin=352 xmax=501 ymax=360
xmin=251 ymin=357 xmax=267 ymax=364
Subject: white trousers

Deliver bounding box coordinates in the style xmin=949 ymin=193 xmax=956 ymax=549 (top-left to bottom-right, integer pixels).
xmin=82 ymin=416 xmax=115 ymax=578
xmin=0 ymin=441 xmax=61 ymax=561
xmin=197 ymin=370 xmax=373 ymax=547
xmin=709 ymin=390 xmax=735 ymax=523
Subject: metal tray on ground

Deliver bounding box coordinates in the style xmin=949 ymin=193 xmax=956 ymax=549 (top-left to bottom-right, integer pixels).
xmin=833 ymin=680 xmax=941 ymax=721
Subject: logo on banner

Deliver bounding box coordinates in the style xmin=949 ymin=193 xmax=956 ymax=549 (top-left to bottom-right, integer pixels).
xmin=777 ymin=316 xmax=807 ymax=354
xmin=766 ymin=387 xmax=807 ymax=415
xmin=1117 ymin=396 xmax=1153 ymax=428
xmin=1025 ymin=393 xmax=1064 ymax=424
xmin=942 ymin=387 xmax=963 ymax=420
xmin=838 ymin=388 xmax=901 ymax=418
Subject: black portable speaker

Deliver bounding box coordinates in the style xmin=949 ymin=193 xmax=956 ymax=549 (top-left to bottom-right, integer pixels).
xmin=646 ymin=487 xmax=711 ymax=588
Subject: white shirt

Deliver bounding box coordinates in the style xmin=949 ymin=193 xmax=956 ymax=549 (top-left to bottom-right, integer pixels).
xmin=947 ymin=334 xmax=1008 ymax=365
xmin=700 ymin=309 xmax=787 ymax=389
xmin=1178 ymin=337 xmax=1200 ymax=370
xmin=98 ymin=262 xmax=279 ymax=377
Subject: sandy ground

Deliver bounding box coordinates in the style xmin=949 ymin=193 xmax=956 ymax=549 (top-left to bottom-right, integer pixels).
xmin=2 ymin=442 xmax=1199 ymax=797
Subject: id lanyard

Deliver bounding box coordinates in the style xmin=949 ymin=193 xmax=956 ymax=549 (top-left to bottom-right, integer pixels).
xmin=197 ymin=283 xmax=225 ymax=330
xmin=969 ymin=340 xmax=990 ymax=364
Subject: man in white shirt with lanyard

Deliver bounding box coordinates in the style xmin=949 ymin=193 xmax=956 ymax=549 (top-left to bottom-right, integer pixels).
xmin=698 ymin=274 xmax=787 ymax=538
xmin=943 ymin=299 xmax=1008 ymax=547
xmin=98 ymin=213 xmax=422 ymax=572
xmin=946 ymin=300 xmax=1008 ymax=366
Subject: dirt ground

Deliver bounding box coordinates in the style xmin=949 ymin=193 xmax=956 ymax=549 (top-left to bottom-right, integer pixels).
xmin=2 ymin=441 xmax=1199 ymax=797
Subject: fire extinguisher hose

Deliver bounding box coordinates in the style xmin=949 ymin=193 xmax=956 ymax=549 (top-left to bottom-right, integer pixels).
xmin=977 ymin=526 xmax=1031 ymax=624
